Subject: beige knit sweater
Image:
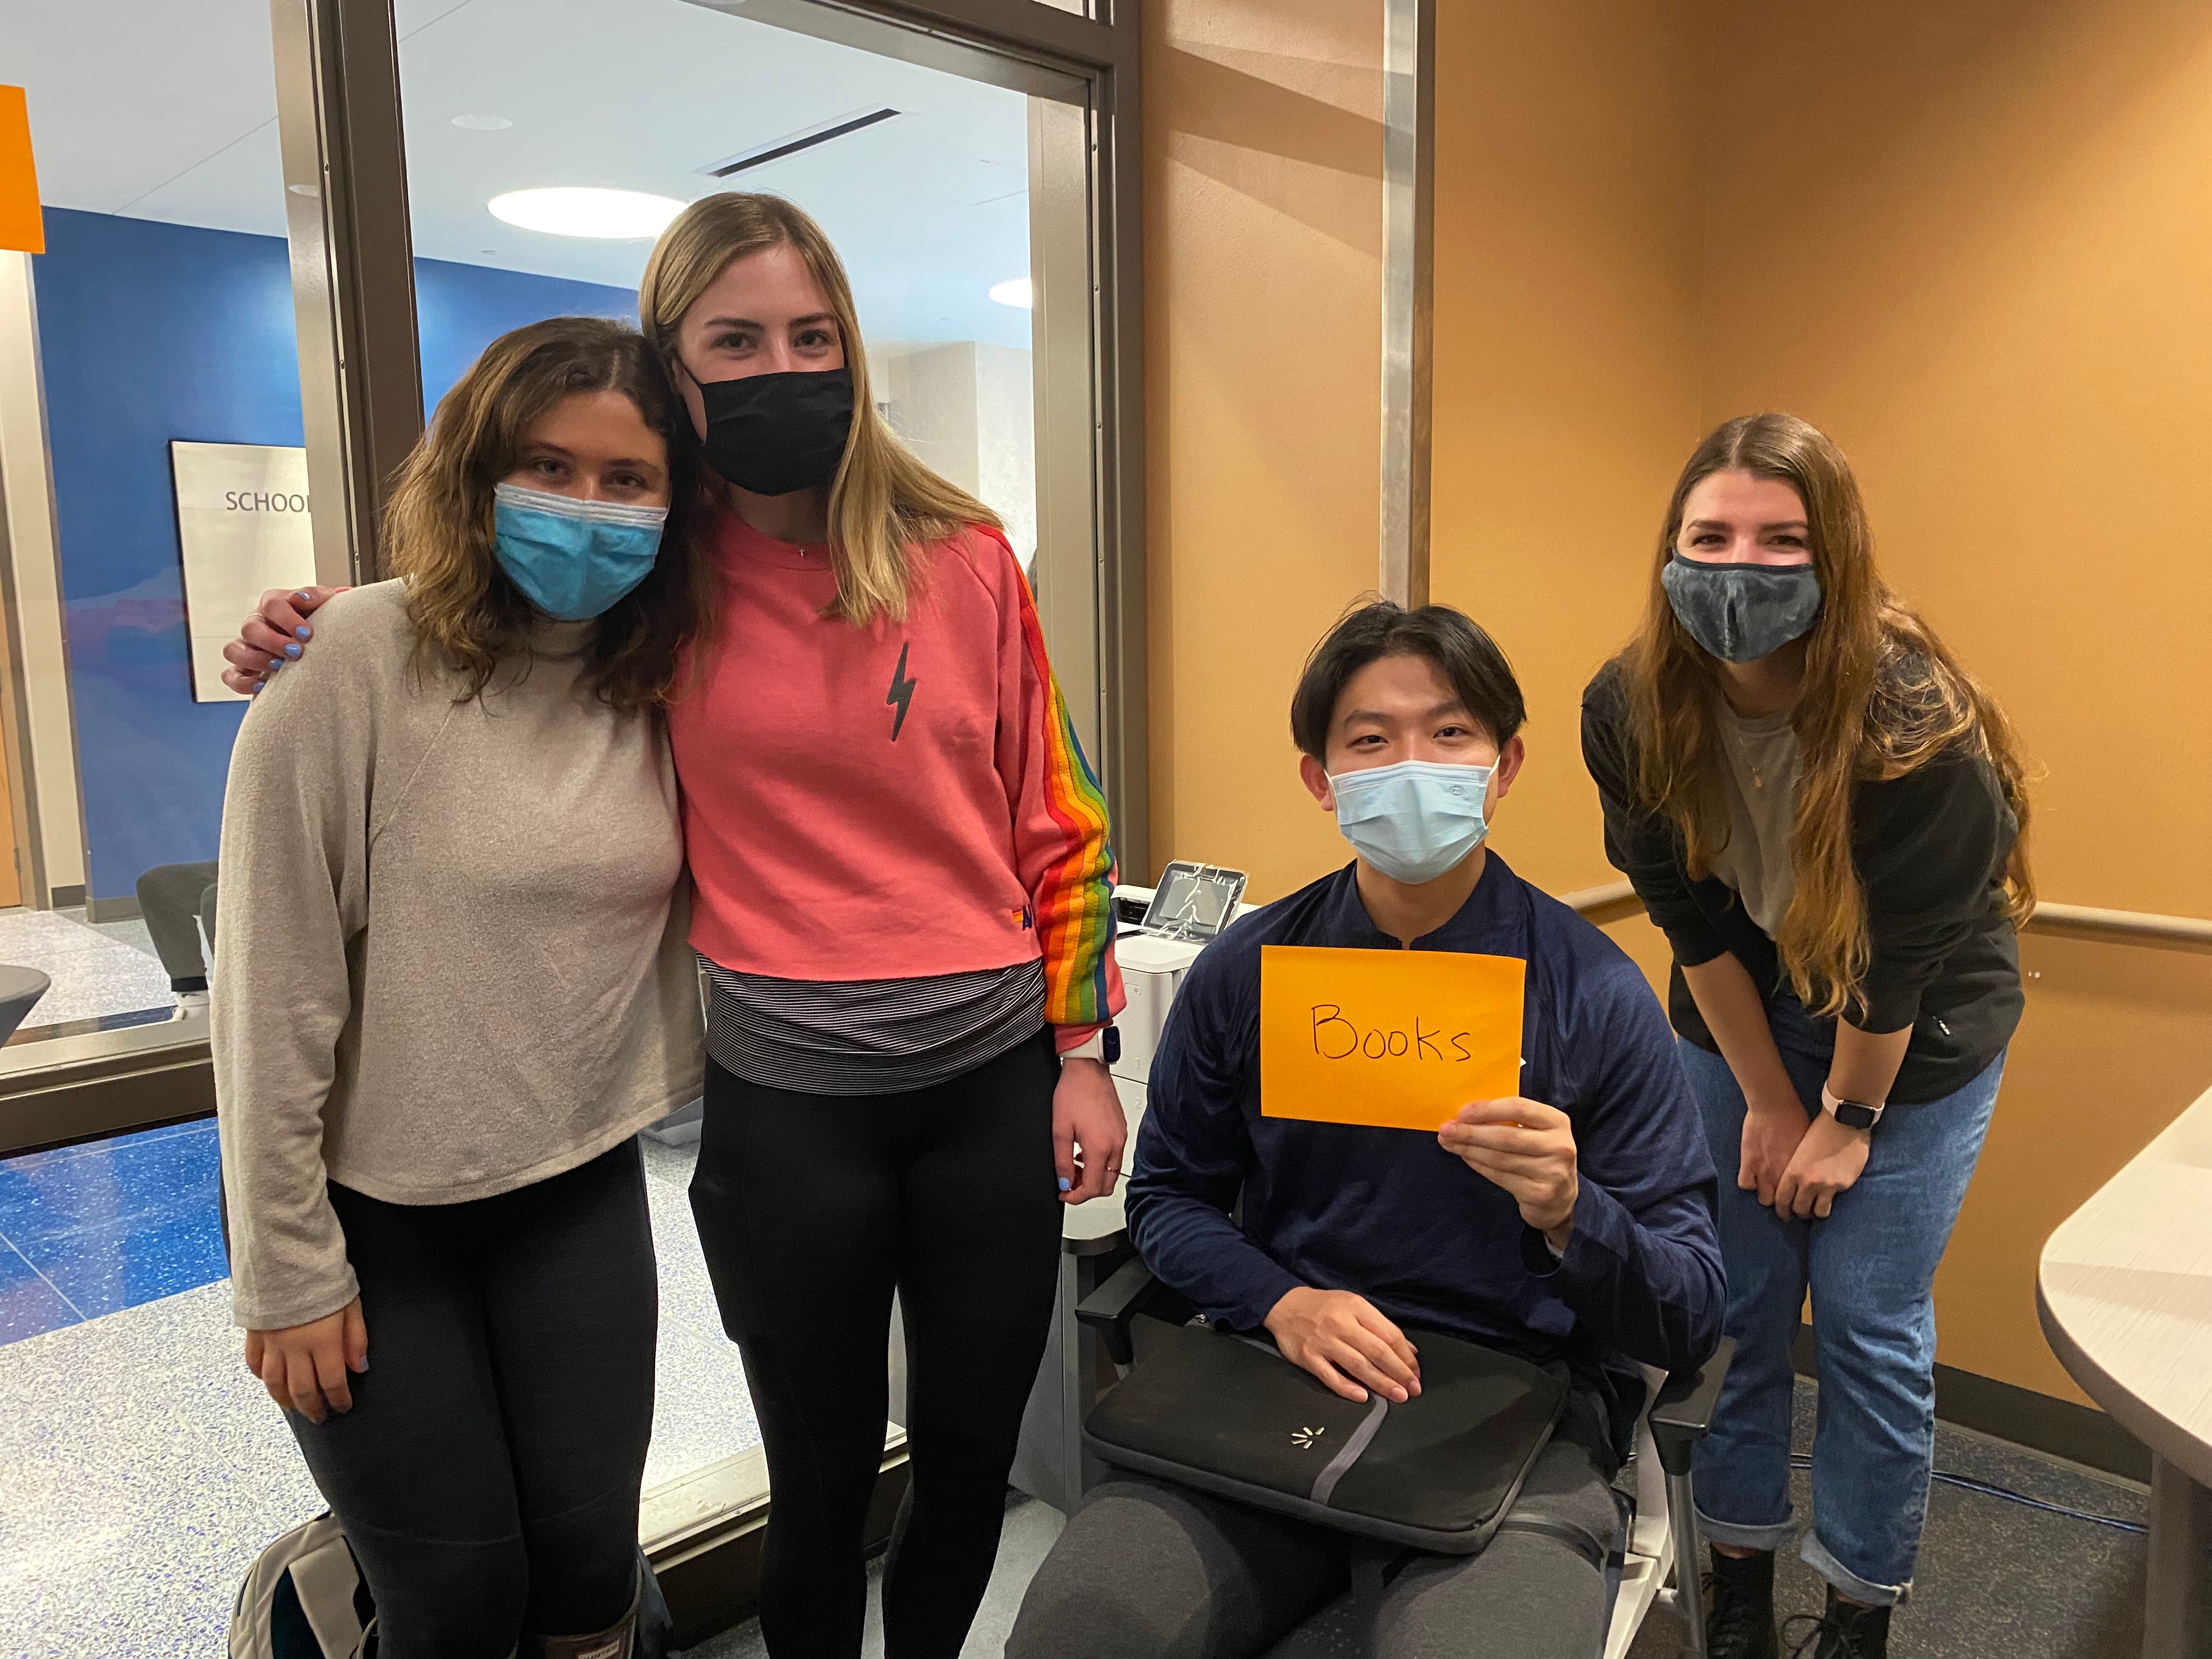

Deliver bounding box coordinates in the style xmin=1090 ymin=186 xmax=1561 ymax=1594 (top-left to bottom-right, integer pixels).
xmin=212 ymin=580 xmax=702 ymax=1330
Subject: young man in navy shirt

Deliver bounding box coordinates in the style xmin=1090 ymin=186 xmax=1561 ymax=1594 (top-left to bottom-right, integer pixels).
xmin=1009 ymin=602 xmax=1723 ymax=1659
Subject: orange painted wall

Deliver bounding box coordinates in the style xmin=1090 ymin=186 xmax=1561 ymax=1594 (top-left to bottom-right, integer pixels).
xmin=1146 ymin=0 xmax=2212 ymax=1404
xmin=1696 ymin=0 xmax=2212 ymax=1403
xmin=1426 ymin=3 xmax=1706 ymax=898
xmin=1141 ymin=0 xmax=1386 ymax=900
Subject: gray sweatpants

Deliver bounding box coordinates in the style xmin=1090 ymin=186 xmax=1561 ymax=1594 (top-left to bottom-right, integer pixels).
xmin=1006 ymin=1390 xmax=1625 ymax=1659
xmin=134 ymin=860 xmax=218 ymax=991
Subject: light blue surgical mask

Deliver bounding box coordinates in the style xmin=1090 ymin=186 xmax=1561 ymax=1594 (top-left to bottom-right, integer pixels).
xmin=492 ymin=482 xmax=667 ymax=622
xmin=1328 ymin=757 xmax=1498 ymax=885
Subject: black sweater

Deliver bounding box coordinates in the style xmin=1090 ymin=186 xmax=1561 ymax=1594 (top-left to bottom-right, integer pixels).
xmin=1579 ymin=662 xmax=2022 ymax=1104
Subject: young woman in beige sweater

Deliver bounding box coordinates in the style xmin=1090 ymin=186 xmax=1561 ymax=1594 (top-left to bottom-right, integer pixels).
xmin=215 ymin=316 xmax=707 ymax=1659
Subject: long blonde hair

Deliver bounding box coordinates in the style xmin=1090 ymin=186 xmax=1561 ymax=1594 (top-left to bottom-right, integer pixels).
xmin=381 ymin=315 xmax=710 ymax=709
xmin=636 ymin=192 xmax=999 ymax=625
xmin=1620 ymin=413 xmax=2034 ymax=1018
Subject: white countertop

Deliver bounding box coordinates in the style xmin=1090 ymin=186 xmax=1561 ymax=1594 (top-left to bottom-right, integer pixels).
xmin=2038 ymin=1079 xmax=2212 ymax=1484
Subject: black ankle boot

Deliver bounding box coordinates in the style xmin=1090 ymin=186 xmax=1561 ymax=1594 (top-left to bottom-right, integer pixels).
xmin=1705 ymin=1547 xmax=1779 ymax=1659
xmin=1783 ymin=1586 xmax=1892 ymax=1658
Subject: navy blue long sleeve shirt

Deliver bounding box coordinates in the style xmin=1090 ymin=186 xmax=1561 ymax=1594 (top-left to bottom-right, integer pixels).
xmin=1127 ymin=854 xmax=1724 ymax=1432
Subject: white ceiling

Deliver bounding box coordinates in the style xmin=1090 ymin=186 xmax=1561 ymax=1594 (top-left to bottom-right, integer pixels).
xmin=0 ymin=0 xmax=1034 ymax=347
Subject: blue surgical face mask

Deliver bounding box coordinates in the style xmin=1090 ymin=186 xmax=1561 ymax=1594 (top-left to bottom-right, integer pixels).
xmin=1327 ymin=757 xmax=1498 ymax=885
xmin=492 ymin=482 xmax=667 ymax=622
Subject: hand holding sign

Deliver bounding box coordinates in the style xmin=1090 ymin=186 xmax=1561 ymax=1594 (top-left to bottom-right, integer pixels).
xmin=1439 ymin=1098 xmax=1580 ymax=1248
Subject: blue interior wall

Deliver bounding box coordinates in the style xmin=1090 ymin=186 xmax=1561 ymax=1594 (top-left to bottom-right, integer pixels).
xmin=31 ymin=208 xmax=637 ymax=903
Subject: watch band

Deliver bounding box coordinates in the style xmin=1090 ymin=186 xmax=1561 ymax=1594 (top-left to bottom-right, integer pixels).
xmin=1820 ymin=1084 xmax=1883 ymax=1130
xmin=1064 ymin=1028 xmax=1122 ymax=1065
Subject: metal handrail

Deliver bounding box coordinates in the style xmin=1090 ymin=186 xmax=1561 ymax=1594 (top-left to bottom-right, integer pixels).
xmin=1562 ymin=880 xmax=2212 ymax=948
xmin=2027 ymin=903 xmax=2212 ymax=947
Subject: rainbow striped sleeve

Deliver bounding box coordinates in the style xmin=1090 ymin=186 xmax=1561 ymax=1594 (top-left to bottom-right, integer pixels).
xmin=1008 ymin=555 xmax=1124 ymax=1032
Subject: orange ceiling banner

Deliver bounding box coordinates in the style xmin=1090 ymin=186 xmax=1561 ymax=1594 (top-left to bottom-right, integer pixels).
xmin=0 ymin=87 xmax=43 ymax=256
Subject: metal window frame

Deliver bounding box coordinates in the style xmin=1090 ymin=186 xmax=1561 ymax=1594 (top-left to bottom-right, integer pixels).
xmin=267 ymin=0 xmax=1148 ymax=879
xmin=257 ymin=2 xmax=1146 ymax=1640
xmin=0 ymin=7 xmax=1149 ymax=1130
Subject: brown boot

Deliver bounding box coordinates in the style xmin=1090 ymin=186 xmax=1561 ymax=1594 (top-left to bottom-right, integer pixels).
xmin=523 ymin=1567 xmax=640 ymax=1659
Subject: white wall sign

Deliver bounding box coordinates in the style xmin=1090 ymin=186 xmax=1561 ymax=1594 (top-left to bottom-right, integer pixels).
xmin=170 ymin=441 xmax=319 ymax=704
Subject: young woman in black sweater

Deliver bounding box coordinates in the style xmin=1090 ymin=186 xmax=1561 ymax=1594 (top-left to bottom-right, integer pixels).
xmin=1581 ymin=414 xmax=2033 ymax=1659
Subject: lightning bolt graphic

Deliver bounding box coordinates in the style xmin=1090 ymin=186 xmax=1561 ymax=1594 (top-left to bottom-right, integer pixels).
xmin=886 ymin=641 xmax=917 ymax=741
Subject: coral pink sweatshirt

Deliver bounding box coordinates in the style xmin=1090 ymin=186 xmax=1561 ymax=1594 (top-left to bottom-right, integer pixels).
xmin=667 ymin=509 xmax=1122 ymax=1043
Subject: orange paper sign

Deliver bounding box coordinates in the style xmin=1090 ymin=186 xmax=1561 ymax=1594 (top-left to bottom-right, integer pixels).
xmin=0 ymin=88 xmax=41 ymax=255
xmin=1260 ymin=945 xmax=1526 ymax=1132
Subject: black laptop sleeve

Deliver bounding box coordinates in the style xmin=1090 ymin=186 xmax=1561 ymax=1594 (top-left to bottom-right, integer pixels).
xmin=1082 ymin=1321 xmax=1567 ymax=1555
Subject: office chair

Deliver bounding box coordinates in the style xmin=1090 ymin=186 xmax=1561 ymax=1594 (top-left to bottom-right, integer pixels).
xmin=1076 ymin=1259 xmax=1734 ymax=1659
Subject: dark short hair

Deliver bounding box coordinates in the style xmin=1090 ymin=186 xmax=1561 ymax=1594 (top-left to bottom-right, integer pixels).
xmin=1290 ymin=602 xmax=1528 ymax=763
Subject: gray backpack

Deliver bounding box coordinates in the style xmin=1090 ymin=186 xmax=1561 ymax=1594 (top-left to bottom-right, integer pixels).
xmin=228 ymin=1513 xmax=374 ymax=1659
xmin=229 ymin=1513 xmax=677 ymax=1658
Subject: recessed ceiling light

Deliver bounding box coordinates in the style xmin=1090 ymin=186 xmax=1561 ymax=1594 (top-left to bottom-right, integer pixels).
xmin=488 ymin=188 xmax=686 ymax=240
xmin=453 ymin=114 xmax=513 ymax=131
xmin=989 ymin=278 xmax=1032 ymax=309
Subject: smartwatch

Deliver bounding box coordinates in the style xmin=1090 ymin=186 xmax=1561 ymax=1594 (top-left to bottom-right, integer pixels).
xmin=1820 ymin=1084 xmax=1884 ymax=1131
xmin=1064 ymin=1027 xmax=1122 ymax=1065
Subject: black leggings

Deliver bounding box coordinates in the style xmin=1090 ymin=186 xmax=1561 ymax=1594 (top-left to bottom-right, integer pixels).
xmin=287 ymin=1140 xmax=658 ymax=1659
xmin=690 ymin=1029 xmax=1064 ymax=1659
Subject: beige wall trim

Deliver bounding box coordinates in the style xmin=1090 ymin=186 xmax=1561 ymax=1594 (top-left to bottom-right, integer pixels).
xmin=1379 ymin=0 xmax=1434 ymax=607
xmin=0 ymin=251 xmax=88 ymax=903
xmin=1566 ymin=880 xmax=2212 ymax=952
xmin=1562 ymin=879 xmax=1637 ymax=917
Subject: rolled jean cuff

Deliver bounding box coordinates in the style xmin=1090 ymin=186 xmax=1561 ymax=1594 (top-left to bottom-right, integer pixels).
xmin=1696 ymin=1505 xmax=1797 ymax=1554
xmin=1801 ymin=1530 xmax=1911 ymax=1607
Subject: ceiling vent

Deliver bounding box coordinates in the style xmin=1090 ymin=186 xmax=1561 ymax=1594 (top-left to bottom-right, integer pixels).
xmin=699 ymin=108 xmax=904 ymax=178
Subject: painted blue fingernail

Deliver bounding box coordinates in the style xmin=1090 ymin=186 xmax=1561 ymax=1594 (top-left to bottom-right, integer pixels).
xmin=284 ymin=643 xmax=302 ymax=658
xmin=1057 ymin=1177 xmax=1072 ymax=1192
xmin=296 ymin=627 xmax=312 ymax=641
xmin=294 ymin=591 xmax=311 ymax=601
xmin=251 ymin=680 xmax=264 ymax=695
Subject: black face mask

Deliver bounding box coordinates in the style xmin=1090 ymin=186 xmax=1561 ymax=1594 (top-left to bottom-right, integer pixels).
xmin=692 ymin=365 xmax=854 ymax=496
xmin=1660 ymin=552 xmax=1824 ymax=663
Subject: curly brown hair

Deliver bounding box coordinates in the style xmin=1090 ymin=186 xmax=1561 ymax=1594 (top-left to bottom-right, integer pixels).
xmin=379 ymin=315 xmax=713 ymax=709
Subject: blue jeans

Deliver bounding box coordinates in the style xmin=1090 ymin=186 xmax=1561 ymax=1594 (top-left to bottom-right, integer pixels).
xmin=1679 ymin=1009 xmax=2004 ymax=1606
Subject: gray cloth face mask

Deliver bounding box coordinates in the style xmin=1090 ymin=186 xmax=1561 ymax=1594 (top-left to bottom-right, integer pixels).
xmin=1660 ymin=554 xmax=1824 ymax=663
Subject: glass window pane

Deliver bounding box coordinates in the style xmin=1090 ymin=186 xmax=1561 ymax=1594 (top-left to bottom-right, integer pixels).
xmin=390 ymin=0 xmax=1099 ymax=1535
xmin=0 ymin=6 xmax=348 ymax=1650
xmin=0 ymin=8 xmax=320 ymax=1065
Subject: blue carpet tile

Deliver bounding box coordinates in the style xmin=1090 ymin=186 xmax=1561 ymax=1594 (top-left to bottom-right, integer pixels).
xmin=0 ymin=1237 xmax=81 ymax=1343
xmin=0 ymin=1120 xmax=226 ymax=1343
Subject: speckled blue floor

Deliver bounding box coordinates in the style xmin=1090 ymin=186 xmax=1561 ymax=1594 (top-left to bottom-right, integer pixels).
xmin=0 ymin=1127 xmax=760 ymax=1658
xmin=0 ymin=1119 xmax=227 ymax=1344
xmin=0 ymin=907 xmax=176 ymax=1037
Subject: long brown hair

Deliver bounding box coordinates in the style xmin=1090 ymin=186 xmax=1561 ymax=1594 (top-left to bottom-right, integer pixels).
xmin=1619 ymin=413 xmax=2034 ymax=1018
xmin=636 ymin=191 xmax=998 ymax=625
xmin=380 ymin=315 xmax=711 ymax=709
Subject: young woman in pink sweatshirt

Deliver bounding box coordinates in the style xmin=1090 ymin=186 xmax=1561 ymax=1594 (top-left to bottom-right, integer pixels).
xmin=227 ymin=193 xmax=1124 ymax=1659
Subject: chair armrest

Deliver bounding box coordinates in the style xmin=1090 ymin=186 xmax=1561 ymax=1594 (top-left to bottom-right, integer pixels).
xmin=1649 ymin=1335 xmax=1735 ymax=1476
xmin=1075 ymin=1255 xmax=1197 ymax=1366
